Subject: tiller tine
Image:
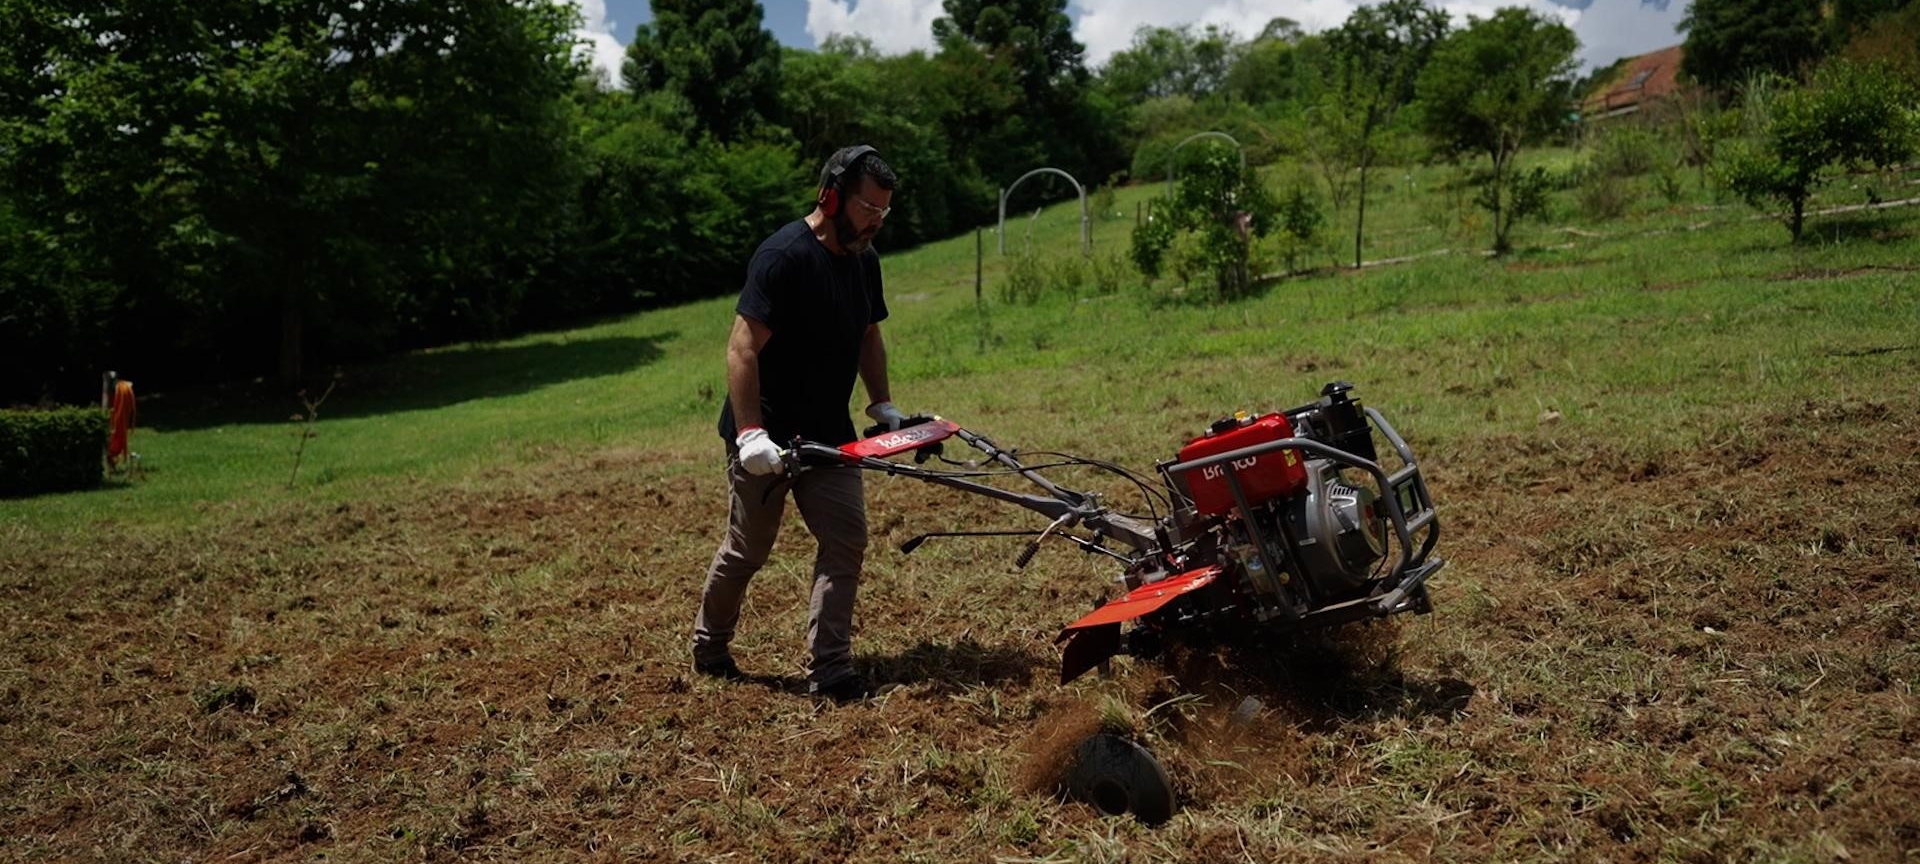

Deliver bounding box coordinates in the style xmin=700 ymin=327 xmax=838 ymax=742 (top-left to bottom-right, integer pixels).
xmin=1057 ymin=623 xmax=1120 ymax=685
xmin=1055 ymin=565 xmax=1222 ymax=684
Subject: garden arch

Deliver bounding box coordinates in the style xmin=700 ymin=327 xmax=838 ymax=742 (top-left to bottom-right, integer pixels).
xmin=1165 ymin=131 xmax=1247 ymax=199
xmin=997 ymin=167 xmax=1090 ymax=256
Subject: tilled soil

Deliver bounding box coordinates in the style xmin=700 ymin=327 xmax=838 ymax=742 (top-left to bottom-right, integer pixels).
xmin=3 ymin=398 xmax=1918 ymax=862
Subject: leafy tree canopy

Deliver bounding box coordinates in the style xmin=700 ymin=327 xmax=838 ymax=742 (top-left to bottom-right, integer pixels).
xmin=933 ymin=0 xmax=1088 ymax=99
xmin=1418 ymin=7 xmax=1578 ymax=253
xmin=0 ymin=0 xmax=584 ymax=390
xmin=1100 ymin=24 xmax=1241 ymax=103
xmin=624 ymin=0 xmax=784 ymax=142
xmin=1718 ymin=60 xmax=1920 ymax=241
xmin=1680 ymin=0 xmax=1823 ymax=95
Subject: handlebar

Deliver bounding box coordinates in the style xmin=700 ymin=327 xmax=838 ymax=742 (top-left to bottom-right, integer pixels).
xmin=776 ymin=422 xmax=1161 ymax=556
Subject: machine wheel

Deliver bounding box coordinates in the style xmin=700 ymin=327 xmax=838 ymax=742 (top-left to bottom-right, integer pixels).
xmin=1066 ymin=733 xmax=1175 ymax=825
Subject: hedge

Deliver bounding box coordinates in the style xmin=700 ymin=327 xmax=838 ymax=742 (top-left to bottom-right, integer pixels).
xmin=0 ymin=407 xmax=108 ymax=496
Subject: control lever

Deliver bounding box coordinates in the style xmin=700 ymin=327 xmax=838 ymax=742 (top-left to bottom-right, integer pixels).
xmin=900 ymin=529 xmax=1045 ymax=555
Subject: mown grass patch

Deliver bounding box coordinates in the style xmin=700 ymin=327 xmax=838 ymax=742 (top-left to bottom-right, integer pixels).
xmin=2 ymin=155 xmax=1917 ymax=863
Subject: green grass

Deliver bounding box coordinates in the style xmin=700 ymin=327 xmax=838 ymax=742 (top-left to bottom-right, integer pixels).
xmin=4 ymin=148 xmax=1916 ymax=536
xmin=3 ymin=149 xmax=1918 ymax=861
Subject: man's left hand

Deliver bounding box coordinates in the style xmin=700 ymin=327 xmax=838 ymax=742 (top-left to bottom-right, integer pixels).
xmin=865 ymin=401 xmax=909 ymax=431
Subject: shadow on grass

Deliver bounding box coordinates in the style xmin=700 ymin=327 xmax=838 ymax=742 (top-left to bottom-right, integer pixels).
xmin=1159 ymin=630 xmax=1478 ymax=728
xmin=0 ymin=476 xmax=143 ymax=502
xmin=868 ymin=638 xmax=1046 ymax=694
xmin=1736 ymin=214 xmax=1916 ymax=253
xmin=1799 ymin=214 xmax=1916 ymax=246
xmin=1295 ymin=671 xmax=1478 ymax=727
xmin=737 ymin=637 xmax=1047 ymax=698
xmin=143 ymin=332 xmax=673 ymax=431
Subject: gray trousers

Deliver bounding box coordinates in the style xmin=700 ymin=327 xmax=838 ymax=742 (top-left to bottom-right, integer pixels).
xmin=692 ymin=460 xmax=867 ymax=689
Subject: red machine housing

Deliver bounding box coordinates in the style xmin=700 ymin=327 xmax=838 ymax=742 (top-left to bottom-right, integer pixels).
xmin=1175 ymin=413 xmax=1307 ymax=516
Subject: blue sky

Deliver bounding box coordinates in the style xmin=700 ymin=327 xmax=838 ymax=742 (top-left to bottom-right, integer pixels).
xmin=601 ymin=1 xmax=818 ymax=48
xmin=576 ymin=0 xmax=1689 ymax=86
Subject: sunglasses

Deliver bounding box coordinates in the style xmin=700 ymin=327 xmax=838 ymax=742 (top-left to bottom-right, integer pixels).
xmin=848 ymin=193 xmax=891 ymax=220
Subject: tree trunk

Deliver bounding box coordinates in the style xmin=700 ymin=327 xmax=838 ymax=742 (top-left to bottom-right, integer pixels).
xmin=1354 ymin=156 xmax=1370 ymax=268
xmin=1490 ymin=151 xmax=1509 ymax=256
xmin=1790 ymin=194 xmax=1806 ymax=243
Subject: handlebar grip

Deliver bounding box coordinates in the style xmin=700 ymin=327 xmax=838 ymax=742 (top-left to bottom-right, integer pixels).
xmin=862 ymin=416 xmax=945 ymax=461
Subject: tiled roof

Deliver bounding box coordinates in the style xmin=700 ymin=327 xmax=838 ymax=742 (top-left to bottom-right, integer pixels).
xmin=1583 ymin=44 xmax=1686 ymax=115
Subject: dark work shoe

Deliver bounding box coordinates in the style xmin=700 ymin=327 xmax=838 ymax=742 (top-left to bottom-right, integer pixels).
xmin=693 ymin=655 xmax=746 ymax=682
xmin=813 ymin=674 xmax=880 ymax=704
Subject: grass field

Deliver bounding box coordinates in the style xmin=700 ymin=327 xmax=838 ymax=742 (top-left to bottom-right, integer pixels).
xmin=3 ymin=151 xmax=1919 ymax=862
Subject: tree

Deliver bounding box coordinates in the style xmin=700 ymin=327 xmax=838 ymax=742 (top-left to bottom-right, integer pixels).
xmin=1418 ymin=8 xmax=1578 ymax=255
xmin=931 ymin=0 xmax=1125 ymax=217
xmin=1270 ymin=175 xmax=1326 ymax=275
xmin=1840 ymin=1 xmax=1920 ymax=80
xmin=624 ymin=0 xmax=784 ymax=143
xmin=1717 ymin=61 xmax=1919 ymax=242
xmin=1317 ymin=0 xmax=1450 ymax=267
xmin=934 ymin=0 xmax=1088 ymax=101
xmin=0 ymin=0 xmax=585 ymax=386
xmin=1223 ymin=24 xmax=1305 ymax=105
xmin=1099 ymin=24 xmax=1240 ymax=103
xmin=1680 ymin=0 xmax=1823 ymax=96
xmin=1129 ymin=142 xmax=1279 ymax=300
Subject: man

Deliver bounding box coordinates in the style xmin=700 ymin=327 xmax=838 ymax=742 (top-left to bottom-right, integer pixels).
xmin=691 ymin=145 xmax=909 ymax=703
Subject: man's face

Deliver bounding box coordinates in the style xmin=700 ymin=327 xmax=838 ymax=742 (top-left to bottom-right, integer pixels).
xmin=832 ymin=176 xmax=892 ymax=254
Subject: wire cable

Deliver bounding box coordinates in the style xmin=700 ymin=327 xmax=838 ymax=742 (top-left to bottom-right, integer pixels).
xmin=1012 ymin=450 xmax=1172 ymax=521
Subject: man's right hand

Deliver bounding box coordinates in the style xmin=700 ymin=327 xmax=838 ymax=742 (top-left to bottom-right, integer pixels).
xmin=735 ymin=427 xmax=786 ymax=476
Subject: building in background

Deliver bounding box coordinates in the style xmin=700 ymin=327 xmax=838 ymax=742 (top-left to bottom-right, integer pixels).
xmin=1582 ymin=44 xmax=1687 ymax=120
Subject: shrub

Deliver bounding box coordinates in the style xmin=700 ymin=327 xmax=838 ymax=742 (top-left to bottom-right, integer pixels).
xmin=1577 ymin=170 xmax=1630 ymax=219
xmin=1272 ymin=181 xmax=1326 ymax=274
xmin=1596 ymin=124 xmax=1663 ymax=177
xmin=1045 ymin=256 xmax=1088 ymax=298
xmin=1652 ymin=165 xmax=1687 ymax=205
xmin=0 ymin=407 xmax=108 ymax=496
xmin=1125 ymin=142 xmax=1277 ymax=299
xmin=999 ymin=252 xmax=1047 ymax=305
xmin=1129 ymin=211 xmax=1176 ymax=280
xmin=1088 ymin=251 xmax=1127 ymax=295
xmin=1717 ymin=61 xmax=1920 ymax=242
xmin=1166 ymin=229 xmax=1210 ymax=291
xmin=1091 ymin=184 xmax=1119 ymax=221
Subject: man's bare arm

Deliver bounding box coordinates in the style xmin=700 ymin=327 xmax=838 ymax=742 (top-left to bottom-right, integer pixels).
xmin=857 ymin=322 xmax=891 ymax=409
xmin=727 ymin=315 xmax=774 ymax=430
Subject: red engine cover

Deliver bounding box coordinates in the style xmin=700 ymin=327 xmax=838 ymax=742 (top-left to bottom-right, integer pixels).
xmin=1176 ymin=413 xmax=1307 ymax=516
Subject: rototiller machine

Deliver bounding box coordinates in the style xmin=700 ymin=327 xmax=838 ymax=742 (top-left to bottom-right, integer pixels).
xmin=782 ymin=381 xmax=1443 ymax=823
xmin=784 ymin=381 xmax=1444 ymax=684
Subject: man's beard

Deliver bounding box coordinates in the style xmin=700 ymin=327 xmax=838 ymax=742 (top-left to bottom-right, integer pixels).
xmin=833 ymin=209 xmax=877 ymax=254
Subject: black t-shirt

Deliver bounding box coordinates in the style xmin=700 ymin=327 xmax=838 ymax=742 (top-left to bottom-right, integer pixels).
xmin=718 ymin=219 xmax=888 ymax=447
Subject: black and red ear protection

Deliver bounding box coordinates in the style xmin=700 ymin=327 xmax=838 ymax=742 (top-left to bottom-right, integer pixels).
xmin=817 ymin=144 xmax=877 ymax=218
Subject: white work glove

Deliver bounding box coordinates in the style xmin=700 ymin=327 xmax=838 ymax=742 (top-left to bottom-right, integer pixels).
xmin=734 ymin=427 xmax=786 ymax=476
xmin=865 ymin=401 xmax=909 ymax=431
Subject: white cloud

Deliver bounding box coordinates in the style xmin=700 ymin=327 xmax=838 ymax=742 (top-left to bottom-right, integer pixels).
xmin=567 ymin=0 xmax=628 ymax=88
xmin=806 ymin=0 xmax=945 ymax=55
xmin=1565 ymin=0 xmax=1687 ymax=69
